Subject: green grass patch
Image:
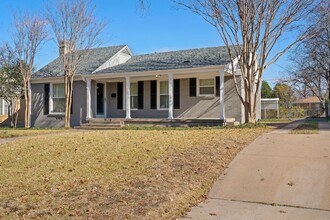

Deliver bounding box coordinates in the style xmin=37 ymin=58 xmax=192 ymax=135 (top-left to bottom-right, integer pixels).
xmin=0 ymin=128 xmax=66 ymax=138
xmin=290 ymin=121 xmax=319 ymax=134
xmin=0 ymin=128 xmax=268 ymax=219
xmin=260 ymin=118 xmax=295 ymax=123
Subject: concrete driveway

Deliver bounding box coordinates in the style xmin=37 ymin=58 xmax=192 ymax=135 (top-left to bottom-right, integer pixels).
xmin=179 ymin=119 xmax=330 ymax=219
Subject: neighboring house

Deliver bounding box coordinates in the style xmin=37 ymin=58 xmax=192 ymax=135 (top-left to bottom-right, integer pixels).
xmin=0 ymin=98 xmax=8 ymax=123
xmin=0 ymin=98 xmax=25 ymax=127
xmin=31 ymin=45 xmax=260 ymax=128
xmin=293 ymin=96 xmax=323 ymax=117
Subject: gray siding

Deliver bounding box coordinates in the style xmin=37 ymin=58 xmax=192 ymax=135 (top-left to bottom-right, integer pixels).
xmin=31 ymin=76 xmax=244 ymax=128
xmin=31 ymin=80 xmax=87 ymax=128
xmin=103 ymin=76 xmax=242 ymax=122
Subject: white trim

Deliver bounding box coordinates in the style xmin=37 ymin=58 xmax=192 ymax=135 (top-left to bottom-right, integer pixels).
xmin=94 ymin=82 xmax=107 ymax=118
xmin=168 ymin=73 xmax=174 ymax=119
xmin=240 ymin=74 xmax=245 ymax=123
xmin=197 ymin=77 xmax=216 ymax=97
xmin=157 ymin=80 xmax=169 ymax=110
xmin=125 ymin=76 xmax=131 ymax=119
xmin=219 ymin=70 xmax=225 ymax=120
xmin=1 ymin=99 xmax=4 ymax=115
xmin=49 ymin=83 xmax=65 ymax=115
xmin=130 ymin=82 xmax=138 ymax=110
xmin=86 ymin=79 xmax=92 ymax=119
xmin=260 ymin=98 xmax=280 ymax=101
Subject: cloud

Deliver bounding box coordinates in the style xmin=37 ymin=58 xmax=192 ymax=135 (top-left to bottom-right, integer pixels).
xmin=155 ymin=47 xmax=176 ymax=53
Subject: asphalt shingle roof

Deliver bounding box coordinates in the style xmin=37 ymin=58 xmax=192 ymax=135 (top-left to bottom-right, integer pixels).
xmin=33 ymin=45 xmax=126 ymax=78
xmin=95 ymin=46 xmax=232 ymax=74
xmin=34 ymin=45 xmax=233 ymax=78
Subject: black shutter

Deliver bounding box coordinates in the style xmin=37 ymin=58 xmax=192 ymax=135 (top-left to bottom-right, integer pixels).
xmin=44 ymin=83 xmax=50 ymax=115
xmin=117 ymin=82 xmax=123 ymax=109
xmin=216 ymin=76 xmax=220 ymax=97
xmin=71 ymin=92 xmax=73 ymax=114
xmin=138 ymin=81 xmax=144 ymax=109
xmin=150 ymin=80 xmax=157 ymax=109
xmin=189 ymin=78 xmax=196 ymax=97
xmin=174 ymin=79 xmax=180 ymax=109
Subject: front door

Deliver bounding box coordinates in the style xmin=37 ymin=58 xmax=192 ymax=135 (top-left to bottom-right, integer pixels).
xmin=96 ymin=83 xmax=105 ymax=116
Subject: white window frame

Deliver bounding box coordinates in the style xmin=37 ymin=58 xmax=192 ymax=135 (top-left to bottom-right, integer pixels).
xmin=0 ymin=98 xmax=8 ymax=115
xmin=50 ymin=83 xmax=65 ymax=114
xmin=122 ymin=81 xmax=138 ymax=111
xmin=130 ymin=82 xmax=138 ymax=110
xmin=157 ymin=80 xmax=169 ymax=110
xmin=197 ymin=77 xmax=216 ymax=97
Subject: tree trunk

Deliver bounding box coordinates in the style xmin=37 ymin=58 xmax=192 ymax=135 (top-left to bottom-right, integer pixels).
xmin=23 ymin=79 xmax=31 ymax=128
xmin=64 ymin=75 xmax=73 ymax=128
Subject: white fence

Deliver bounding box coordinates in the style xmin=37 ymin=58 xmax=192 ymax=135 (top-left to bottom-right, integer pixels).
xmin=261 ymin=98 xmax=279 ymax=119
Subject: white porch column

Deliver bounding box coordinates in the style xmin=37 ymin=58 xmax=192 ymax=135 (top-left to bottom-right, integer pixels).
xmin=125 ymin=76 xmax=131 ymax=119
xmin=86 ymin=78 xmax=92 ymax=119
xmin=219 ymin=70 xmax=226 ymax=120
xmin=168 ymin=73 xmax=174 ymax=119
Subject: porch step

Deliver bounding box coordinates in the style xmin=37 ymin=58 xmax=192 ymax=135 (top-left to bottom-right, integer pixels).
xmin=76 ymin=120 xmax=124 ymax=130
xmin=76 ymin=118 xmax=239 ymax=130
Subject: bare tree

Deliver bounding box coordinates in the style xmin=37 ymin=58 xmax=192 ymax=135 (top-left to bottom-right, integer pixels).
xmin=46 ymin=0 xmax=105 ymax=128
xmin=13 ymin=13 xmax=48 ymax=128
xmin=175 ymin=0 xmax=316 ymax=123
xmin=288 ymin=1 xmax=330 ymax=116
xmin=0 ymin=43 xmax=23 ymax=128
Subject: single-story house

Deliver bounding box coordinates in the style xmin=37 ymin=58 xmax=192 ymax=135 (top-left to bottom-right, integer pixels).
xmin=293 ymin=96 xmax=323 ymax=117
xmin=31 ymin=44 xmax=261 ymax=128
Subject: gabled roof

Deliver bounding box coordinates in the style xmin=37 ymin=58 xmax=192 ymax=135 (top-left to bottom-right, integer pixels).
xmin=34 ymin=45 xmax=126 ymax=78
xmin=293 ymin=96 xmax=321 ymax=104
xmin=95 ymin=46 xmax=232 ymax=74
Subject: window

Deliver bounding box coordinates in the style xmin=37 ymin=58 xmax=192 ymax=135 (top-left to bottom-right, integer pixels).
xmin=0 ymin=99 xmax=8 ymax=115
xmin=199 ymin=78 xmax=215 ymax=95
xmin=130 ymin=82 xmax=138 ymax=109
xmin=159 ymin=81 xmax=169 ymax=109
xmin=52 ymin=83 xmax=65 ymax=113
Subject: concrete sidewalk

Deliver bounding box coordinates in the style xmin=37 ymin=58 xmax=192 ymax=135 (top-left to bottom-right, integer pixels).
xmin=179 ymin=119 xmax=330 ymax=219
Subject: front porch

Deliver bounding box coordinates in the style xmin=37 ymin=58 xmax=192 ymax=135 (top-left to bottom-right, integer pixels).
xmin=84 ymin=66 xmax=233 ymax=123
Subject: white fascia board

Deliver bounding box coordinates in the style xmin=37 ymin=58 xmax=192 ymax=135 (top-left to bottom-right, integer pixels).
xmin=83 ymin=65 xmax=228 ymax=80
xmin=261 ymin=98 xmax=280 ymax=101
xmin=92 ymin=45 xmax=132 ymax=73
xmin=31 ymin=65 xmax=237 ymax=83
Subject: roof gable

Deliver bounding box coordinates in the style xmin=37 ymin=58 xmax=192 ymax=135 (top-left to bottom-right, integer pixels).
xmin=93 ymin=46 xmax=133 ymax=73
xmin=34 ymin=45 xmax=127 ymax=78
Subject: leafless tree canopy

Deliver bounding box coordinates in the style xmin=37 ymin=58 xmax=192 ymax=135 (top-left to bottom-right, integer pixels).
xmin=13 ymin=13 xmax=48 ymax=128
xmin=288 ymin=1 xmax=330 ymax=115
xmin=175 ymin=0 xmax=316 ymax=122
xmin=46 ymin=0 xmax=106 ymax=128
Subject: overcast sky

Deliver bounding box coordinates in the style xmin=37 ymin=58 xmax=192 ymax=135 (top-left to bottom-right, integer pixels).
xmin=0 ymin=0 xmax=291 ymax=87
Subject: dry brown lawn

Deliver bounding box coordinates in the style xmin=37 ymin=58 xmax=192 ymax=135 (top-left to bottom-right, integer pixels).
xmin=0 ymin=128 xmax=268 ymax=219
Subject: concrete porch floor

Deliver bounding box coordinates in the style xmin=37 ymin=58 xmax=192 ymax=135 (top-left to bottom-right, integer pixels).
xmin=77 ymin=117 xmax=238 ymax=129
